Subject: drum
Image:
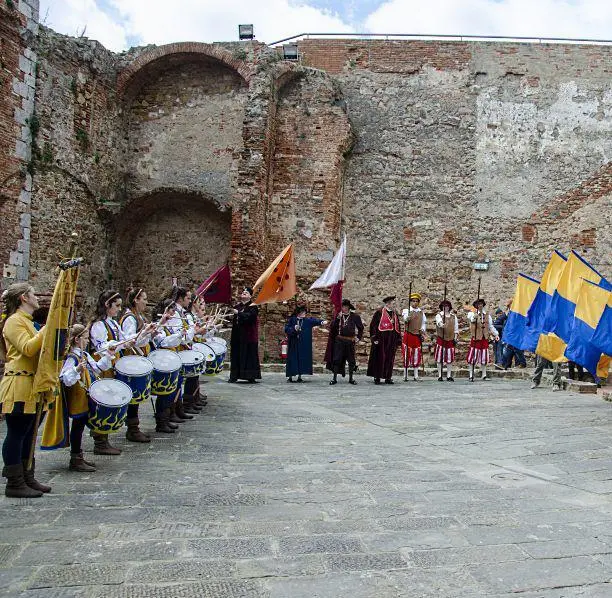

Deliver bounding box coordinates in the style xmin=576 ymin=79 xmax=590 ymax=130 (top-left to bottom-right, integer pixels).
xmin=148 ymin=349 xmax=182 ymax=396
xmin=206 ymin=340 xmax=227 ymax=373
xmin=210 ymin=336 xmax=228 ymax=349
xmin=179 ymin=349 xmax=205 ymax=378
xmin=87 ymin=379 xmax=132 ymax=433
xmin=193 ymin=342 xmax=216 ymax=376
xmin=114 ymin=355 xmax=153 ymax=405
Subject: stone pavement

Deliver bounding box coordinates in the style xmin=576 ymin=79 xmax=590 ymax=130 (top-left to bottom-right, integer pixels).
xmin=2 ymin=373 xmax=612 ymax=597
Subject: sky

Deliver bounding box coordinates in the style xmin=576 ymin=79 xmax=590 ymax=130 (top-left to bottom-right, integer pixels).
xmin=39 ymin=0 xmax=612 ymax=52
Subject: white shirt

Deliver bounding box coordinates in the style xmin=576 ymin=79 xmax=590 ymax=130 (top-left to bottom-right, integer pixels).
xmin=401 ymin=307 xmax=427 ymax=332
xmin=59 ymin=348 xmax=112 ymax=387
xmin=467 ymin=310 xmax=498 ymax=337
xmin=90 ymin=317 xmax=126 ymax=352
xmin=121 ymin=310 xmax=152 ymax=348
xmin=435 ymin=312 xmax=459 ymax=335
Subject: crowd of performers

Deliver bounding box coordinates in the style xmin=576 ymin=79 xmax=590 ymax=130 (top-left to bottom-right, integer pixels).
xmin=0 ymin=282 xmax=249 ymax=498
xmin=0 ymin=280 xmax=499 ymax=498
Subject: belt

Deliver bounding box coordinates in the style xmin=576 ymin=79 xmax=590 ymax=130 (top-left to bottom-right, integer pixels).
xmin=4 ymin=370 xmax=34 ymax=377
xmin=337 ymin=335 xmax=356 ymax=342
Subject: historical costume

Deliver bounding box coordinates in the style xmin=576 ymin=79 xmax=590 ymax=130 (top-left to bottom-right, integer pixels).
xmin=58 ymin=325 xmax=113 ymax=472
xmin=367 ymin=296 xmax=402 ymax=384
xmin=284 ymin=306 xmax=325 ymax=382
xmin=0 ymin=283 xmax=51 ymax=497
xmin=466 ymin=298 xmax=499 ymax=381
xmin=434 ymin=300 xmax=458 ymax=382
xmin=326 ymin=299 xmax=364 ymax=385
xmin=401 ymin=293 xmax=427 ymax=381
xmin=229 ymin=287 xmax=261 ymax=383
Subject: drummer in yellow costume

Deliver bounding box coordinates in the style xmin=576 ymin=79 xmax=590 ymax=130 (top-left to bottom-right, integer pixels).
xmin=58 ymin=324 xmax=115 ymax=472
xmin=0 ymin=283 xmax=51 ymax=498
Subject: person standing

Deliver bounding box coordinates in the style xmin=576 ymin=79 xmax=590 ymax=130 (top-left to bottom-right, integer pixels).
xmin=435 ymin=300 xmax=458 ymax=382
xmin=367 ymin=296 xmax=402 ymax=385
xmin=285 ymin=306 xmax=327 ymax=383
xmin=492 ymin=308 xmax=507 ymax=366
xmin=401 ymin=293 xmax=427 ymax=381
xmin=229 ymin=287 xmax=261 ymax=383
xmin=327 ymin=299 xmax=364 ymax=385
xmin=0 ymin=283 xmax=51 ymax=498
xmin=531 ymin=356 xmax=562 ymax=391
xmin=466 ymin=298 xmax=499 ymax=382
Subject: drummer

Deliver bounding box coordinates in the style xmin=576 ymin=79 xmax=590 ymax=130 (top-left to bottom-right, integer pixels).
xmin=89 ymin=290 xmax=135 ymax=456
xmin=120 ymin=287 xmax=157 ymax=443
xmin=59 ymin=324 xmax=115 ymax=472
xmin=151 ymin=298 xmax=184 ymax=433
xmin=190 ymin=295 xmax=210 ymax=407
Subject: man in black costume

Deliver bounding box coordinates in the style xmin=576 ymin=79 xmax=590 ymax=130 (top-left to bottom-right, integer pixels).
xmin=228 ymin=287 xmax=261 ymax=383
xmin=367 ymin=295 xmax=402 ymax=384
xmin=326 ymin=299 xmax=364 ymax=385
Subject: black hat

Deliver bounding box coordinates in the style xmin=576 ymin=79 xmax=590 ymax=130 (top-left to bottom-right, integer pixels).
xmin=243 ymin=286 xmax=254 ymax=296
xmin=439 ymin=300 xmax=452 ymax=311
xmin=473 ymin=298 xmax=486 ymax=308
xmin=292 ymin=304 xmax=307 ymax=316
xmin=341 ymin=299 xmax=356 ymax=310
xmin=382 ymin=295 xmax=396 ymax=303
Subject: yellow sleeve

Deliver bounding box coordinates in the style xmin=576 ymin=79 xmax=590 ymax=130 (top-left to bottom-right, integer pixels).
xmin=4 ymin=318 xmax=45 ymax=358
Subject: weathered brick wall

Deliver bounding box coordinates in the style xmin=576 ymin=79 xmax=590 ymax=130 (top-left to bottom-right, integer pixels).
xmin=0 ymin=0 xmax=38 ymax=287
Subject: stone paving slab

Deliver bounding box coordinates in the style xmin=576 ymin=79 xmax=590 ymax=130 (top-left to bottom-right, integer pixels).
xmin=2 ymin=374 xmax=612 ymax=596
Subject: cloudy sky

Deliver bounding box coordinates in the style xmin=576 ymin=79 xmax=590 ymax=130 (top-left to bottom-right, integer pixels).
xmin=39 ymin=0 xmax=612 ymax=52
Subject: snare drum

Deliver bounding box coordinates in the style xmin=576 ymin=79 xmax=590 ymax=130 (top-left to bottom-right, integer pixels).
xmin=206 ymin=340 xmax=227 ymax=373
xmin=210 ymin=336 xmax=228 ymax=348
xmin=193 ymin=342 xmax=216 ymax=376
xmin=87 ymin=379 xmax=132 ymax=433
xmin=179 ymin=349 xmax=205 ymax=378
xmin=148 ymin=350 xmax=182 ymax=396
xmin=114 ymin=355 xmax=153 ymax=405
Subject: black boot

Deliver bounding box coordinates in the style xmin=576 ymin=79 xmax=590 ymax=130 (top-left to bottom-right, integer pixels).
xmin=183 ymin=395 xmax=201 ymax=414
xmin=3 ymin=464 xmax=43 ymax=498
xmin=156 ymin=407 xmax=176 ymax=433
xmin=175 ymin=399 xmax=193 ymax=420
xmin=23 ymin=458 xmax=51 ymax=493
xmin=330 ymin=373 xmax=338 ymax=386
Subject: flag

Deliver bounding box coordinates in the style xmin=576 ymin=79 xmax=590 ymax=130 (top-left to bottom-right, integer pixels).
xmin=37 ymin=260 xmax=81 ymax=450
xmin=501 ymin=273 xmax=540 ymax=351
xmin=591 ymin=291 xmax=612 ymax=357
xmin=525 ymin=250 xmax=567 ymax=345
xmin=564 ymin=280 xmax=611 ymax=378
xmin=544 ymin=250 xmax=609 ymax=343
xmin=329 ymin=281 xmax=344 ymax=316
xmin=310 ymin=235 xmax=346 ymax=290
xmin=252 ymin=244 xmax=297 ymax=305
xmin=196 ymin=264 xmax=231 ymax=304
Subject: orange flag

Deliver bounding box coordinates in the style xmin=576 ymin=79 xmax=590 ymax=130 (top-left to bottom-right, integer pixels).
xmin=253 ymin=243 xmax=297 ymax=305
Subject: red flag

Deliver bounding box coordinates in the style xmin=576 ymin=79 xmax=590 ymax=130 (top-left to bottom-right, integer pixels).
xmin=196 ymin=265 xmax=231 ymax=304
xmin=330 ymin=281 xmax=343 ymax=316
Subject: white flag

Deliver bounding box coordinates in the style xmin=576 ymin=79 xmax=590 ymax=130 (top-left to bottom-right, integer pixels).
xmin=310 ymin=235 xmax=346 ymax=290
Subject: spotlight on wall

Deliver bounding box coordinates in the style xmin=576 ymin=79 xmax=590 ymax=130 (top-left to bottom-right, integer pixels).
xmin=283 ymin=43 xmax=299 ymax=61
xmin=238 ymin=24 xmax=254 ymax=40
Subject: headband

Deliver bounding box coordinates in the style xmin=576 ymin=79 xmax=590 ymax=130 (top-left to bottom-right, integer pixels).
xmin=104 ymin=292 xmax=120 ymax=306
xmin=134 ymin=288 xmax=143 ymax=300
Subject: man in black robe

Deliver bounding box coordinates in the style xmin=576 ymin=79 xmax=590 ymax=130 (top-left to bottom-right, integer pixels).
xmin=367 ymin=295 xmax=402 ymax=384
xmin=228 ymin=287 xmax=261 ymax=383
xmin=326 ymin=299 xmax=364 ymax=385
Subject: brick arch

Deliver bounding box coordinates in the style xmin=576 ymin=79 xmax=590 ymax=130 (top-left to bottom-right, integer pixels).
xmin=117 ymin=42 xmax=253 ymax=98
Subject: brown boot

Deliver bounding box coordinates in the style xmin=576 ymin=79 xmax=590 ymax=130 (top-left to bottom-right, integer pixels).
xmin=155 ymin=408 xmax=175 ymax=433
xmin=183 ymin=395 xmax=201 ymax=414
xmin=175 ymin=399 xmax=193 ymax=420
xmin=91 ymin=432 xmax=122 ymax=456
xmin=125 ymin=418 xmax=151 ymax=443
xmin=22 ymin=458 xmax=51 ymax=493
xmin=169 ymin=403 xmax=185 ymax=424
xmin=69 ymin=452 xmax=96 ymax=472
xmin=3 ymin=464 xmax=43 ymax=498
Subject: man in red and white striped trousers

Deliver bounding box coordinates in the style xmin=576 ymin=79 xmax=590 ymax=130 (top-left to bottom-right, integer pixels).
xmin=466 ymin=298 xmax=500 ymax=382
xmin=435 ymin=300 xmax=458 ymax=382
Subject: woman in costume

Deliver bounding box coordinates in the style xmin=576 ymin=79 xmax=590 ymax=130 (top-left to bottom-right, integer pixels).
xmin=0 ymin=283 xmax=51 ymax=497
xmin=284 ymin=305 xmax=327 ymax=383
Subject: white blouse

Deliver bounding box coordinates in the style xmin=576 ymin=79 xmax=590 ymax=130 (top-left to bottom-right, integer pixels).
xmin=59 ymin=348 xmax=112 ymax=387
xmin=435 ymin=312 xmax=459 ymax=335
xmin=467 ymin=311 xmax=498 ymax=337
xmin=90 ymin=317 xmax=126 ymax=352
xmin=121 ymin=311 xmax=152 ymax=348
xmin=401 ymin=307 xmax=427 ymax=332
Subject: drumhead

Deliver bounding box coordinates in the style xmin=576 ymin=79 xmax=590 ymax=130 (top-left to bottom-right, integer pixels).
xmin=89 ymin=379 xmax=132 ymax=407
xmin=148 ymin=349 xmax=182 ymax=373
xmin=210 ymin=336 xmax=227 ymax=347
xmin=179 ymin=349 xmax=205 ymax=366
xmin=207 ymin=340 xmax=226 ymax=355
xmin=193 ymin=343 xmax=216 ymax=361
xmin=115 ymin=355 xmax=153 ymax=376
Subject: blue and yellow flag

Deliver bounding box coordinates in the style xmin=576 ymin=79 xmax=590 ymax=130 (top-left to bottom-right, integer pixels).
xmin=544 ymin=251 xmax=608 ymax=343
xmin=524 ymin=251 xmax=566 ymax=352
xmin=564 ymin=279 xmax=611 ymax=378
xmin=591 ymin=296 xmax=611 ymax=357
xmin=502 ymin=274 xmax=540 ymax=351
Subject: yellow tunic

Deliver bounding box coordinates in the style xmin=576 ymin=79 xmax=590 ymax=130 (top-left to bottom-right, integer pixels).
xmin=0 ymin=310 xmax=45 ymax=414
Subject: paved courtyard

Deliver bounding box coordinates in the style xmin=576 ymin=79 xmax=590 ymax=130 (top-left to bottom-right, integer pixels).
xmin=2 ymin=372 xmax=612 ymax=597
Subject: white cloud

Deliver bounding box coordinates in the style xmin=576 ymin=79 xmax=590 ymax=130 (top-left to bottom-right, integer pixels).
xmin=40 ymin=0 xmax=129 ymax=51
xmin=364 ymin=0 xmax=612 ymax=40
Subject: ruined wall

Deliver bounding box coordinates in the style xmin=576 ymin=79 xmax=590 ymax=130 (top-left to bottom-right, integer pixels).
xmin=0 ymin=0 xmax=38 ymax=286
